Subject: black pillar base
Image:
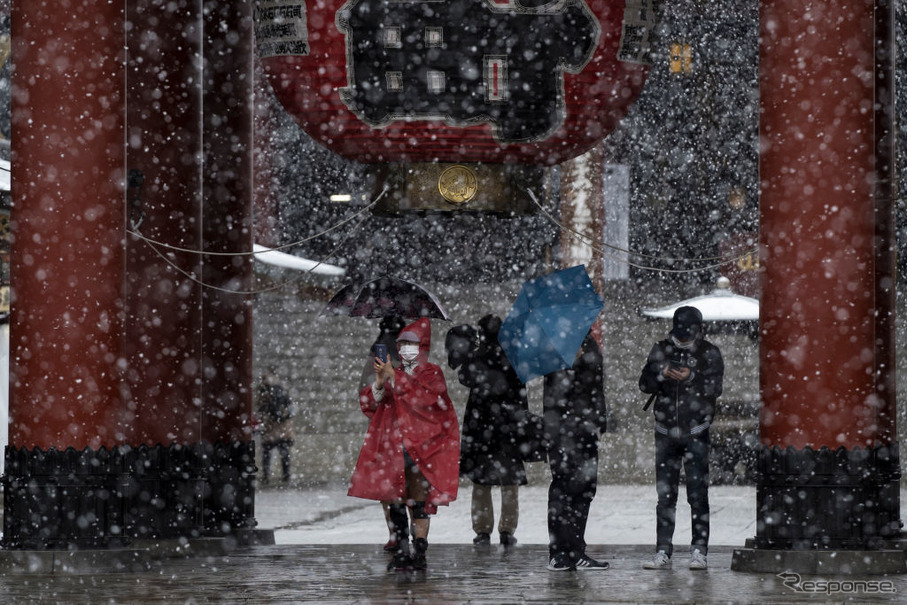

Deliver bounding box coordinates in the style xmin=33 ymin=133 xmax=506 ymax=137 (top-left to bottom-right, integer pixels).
xmin=731 ymin=546 xmax=907 ymax=574
xmin=731 ymin=443 xmax=906 ymax=574
xmin=751 ymin=443 xmax=901 ymax=550
xmin=2 ymin=441 xmax=257 ymax=550
xmin=0 ymin=530 xmax=276 ymax=575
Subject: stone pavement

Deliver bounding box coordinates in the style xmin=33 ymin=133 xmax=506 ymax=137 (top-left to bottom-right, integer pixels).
xmin=0 ymin=484 xmax=904 ymax=603
xmin=0 ymin=543 xmax=903 ymax=604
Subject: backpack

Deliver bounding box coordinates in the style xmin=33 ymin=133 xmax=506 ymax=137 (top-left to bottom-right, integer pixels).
xmin=263 ymin=384 xmax=293 ymax=423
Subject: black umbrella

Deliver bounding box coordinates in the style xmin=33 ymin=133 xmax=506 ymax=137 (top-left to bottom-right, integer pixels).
xmin=322 ymin=276 xmax=450 ymax=320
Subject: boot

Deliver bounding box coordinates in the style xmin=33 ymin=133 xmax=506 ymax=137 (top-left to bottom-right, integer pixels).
xmin=411 ymin=537 xmax=428 ymax=571
xmin=387 ymin=539 xmax=412 ymax=571
xmin=388 ymin=504 xmax=410 ymax=543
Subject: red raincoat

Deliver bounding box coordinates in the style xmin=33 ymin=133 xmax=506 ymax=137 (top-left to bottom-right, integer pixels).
xmin=348 ymin=318 xmax=460 ymax=513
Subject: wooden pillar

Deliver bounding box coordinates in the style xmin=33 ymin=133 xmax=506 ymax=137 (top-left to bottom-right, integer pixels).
xmin=732 ymin=0 xmax=901 ymax=570
xmin=3 ymin=0 xmax=257 ymax=549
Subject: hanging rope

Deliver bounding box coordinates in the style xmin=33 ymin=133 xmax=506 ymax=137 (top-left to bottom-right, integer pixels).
xmin=126 ymin=184 xmax=388 ymax=257
xmin=139 ymin=212 xmax=370 ymax=295
xmin=125 ymin=184 xmax=389 ymax=294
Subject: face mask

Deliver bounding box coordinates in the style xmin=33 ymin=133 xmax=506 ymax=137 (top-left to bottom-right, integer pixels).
xmin=399 ymin=344 xmax=420 ymax=362
xmin=671 ymin=335 xmax=696 ymax=350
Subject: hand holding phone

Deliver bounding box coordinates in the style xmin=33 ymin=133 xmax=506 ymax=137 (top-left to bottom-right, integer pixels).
xmin=669 ymin=350 xmax=687 ymax=371
xmin=374 ymin=344 xmax=388 ymax=363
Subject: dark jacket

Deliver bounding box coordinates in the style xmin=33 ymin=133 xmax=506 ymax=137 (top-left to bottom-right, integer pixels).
xmin=451 ymin=315 xmax=529 ymax=486
xmin=543 ymin=334 xmax=607 ymax=445
xmin=639 ymin=337 xmax=724 ymax=436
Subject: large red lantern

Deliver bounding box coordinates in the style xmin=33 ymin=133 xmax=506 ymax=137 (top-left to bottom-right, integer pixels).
xmin=255 ymin=0 xmax=655 ymax=209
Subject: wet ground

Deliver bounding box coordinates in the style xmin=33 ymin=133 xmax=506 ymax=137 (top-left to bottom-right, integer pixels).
xmin=0 ymin=484 xmax=904 ymax=603
xmin=0 ymin=543 xmax=903 ymax=604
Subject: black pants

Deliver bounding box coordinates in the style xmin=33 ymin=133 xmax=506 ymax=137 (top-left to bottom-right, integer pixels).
xmin=654 ymin=430 xmax=710 ymax=557
xmin=547 ymin=432 xmax=599 ymax=560
xmin=261 ymin=439 xmax=293 ymax=483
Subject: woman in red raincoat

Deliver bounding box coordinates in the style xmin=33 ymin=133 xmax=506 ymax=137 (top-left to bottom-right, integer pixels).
xmin=349 ymin=317 xmax=460 ymax=571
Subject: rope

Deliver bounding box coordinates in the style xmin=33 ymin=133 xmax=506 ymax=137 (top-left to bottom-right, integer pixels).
xmin=138 ymin=211 xmax=370 ymax=295
xmin=126 ymin=185 xmax=389 ymax=294
xmin=126 ymin=184 xmax=387 ymax=257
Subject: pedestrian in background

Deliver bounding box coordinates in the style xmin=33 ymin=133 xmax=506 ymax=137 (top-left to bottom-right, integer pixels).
xmin=359 ymin=315 xmax=409 ymax=554
xmin=447 ymin=314 xmax=528 ymax=548
xmin=638 ymin=305 xmax=724 ymax=570
xmin=256 ymin=367 xmax=296 ymax=486
xmin=543 ymin=332 xmax=609 ymax=571
xmin=349 ymin=317 xmax=460 ymax=572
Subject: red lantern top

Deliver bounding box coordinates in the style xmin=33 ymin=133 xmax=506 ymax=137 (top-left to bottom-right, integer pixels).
xmin=256 ymin=0 xmax=654 ymax=165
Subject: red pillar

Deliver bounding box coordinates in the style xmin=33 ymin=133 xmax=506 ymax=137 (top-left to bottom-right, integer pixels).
xmin=4 ymin=1 xmax=256 ymax=549
xmin=754 ymin=0 xmax=899 ymax=550
xmin=123 ymin=1 xmax=205 ymax=447
xmin=9 ymin=0 xmax=126 ymax=452
xmin=199 ymin=0 xmax=255 ymax=448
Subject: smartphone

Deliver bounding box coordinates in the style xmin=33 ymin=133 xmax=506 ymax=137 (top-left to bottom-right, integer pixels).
xmin=669 ymin=350 xmax=687 ymax=370
xmin=374 ymin=344 xmax=388 ymax=363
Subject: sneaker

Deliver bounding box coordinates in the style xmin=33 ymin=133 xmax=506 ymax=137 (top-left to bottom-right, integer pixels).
xmin=499 ymin=532 xmax=518 ymax=547
xmin=575 ymin=554 xmax=609 ymax=570
xmin=642 ymin=550 xmax=671 ymax=569
xmin=547 ymin=553 xmax=576 ymax=571
xmin=473 ymin=532 xmax=491 ymax=546
xmin=689 ymin=548 xmax=708 ymax=570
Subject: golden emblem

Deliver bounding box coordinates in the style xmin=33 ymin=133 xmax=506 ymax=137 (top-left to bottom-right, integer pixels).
xmin=438 ymin=165 xmax=478 ymax=204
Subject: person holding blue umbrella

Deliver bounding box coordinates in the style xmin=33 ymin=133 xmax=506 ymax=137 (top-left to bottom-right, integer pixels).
xmin=543 ymin=331 xmax=610 ymax=571
xmin=496 ymin=265 xmax=609 ymax=570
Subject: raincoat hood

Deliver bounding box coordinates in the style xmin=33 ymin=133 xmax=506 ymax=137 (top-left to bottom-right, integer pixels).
xmin=397 ymin=317 xmax=432 ymax=364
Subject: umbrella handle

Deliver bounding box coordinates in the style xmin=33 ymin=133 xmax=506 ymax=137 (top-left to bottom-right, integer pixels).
xmin=642 ymin=392 xmax=656 ymax=411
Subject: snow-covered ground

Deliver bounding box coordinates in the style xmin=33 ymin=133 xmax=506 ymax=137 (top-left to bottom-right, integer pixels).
xmin=256 ymin=483 xmax=760 ymax=547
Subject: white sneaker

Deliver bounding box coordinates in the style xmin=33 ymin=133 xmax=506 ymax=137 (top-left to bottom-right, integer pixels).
xmin=689 ymin=548 xmax=708 ymax=570
xmin=642 ymin=550 xmax=671 ymax=569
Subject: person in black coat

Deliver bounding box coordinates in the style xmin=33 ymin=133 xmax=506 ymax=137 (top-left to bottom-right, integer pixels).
xmin=638 ymin=305 xmax=724 ymax=571
xmin=543 ymin=332 xmax=609 ymax=571
xmin=447 ymin=315 xmax=528 ymax=547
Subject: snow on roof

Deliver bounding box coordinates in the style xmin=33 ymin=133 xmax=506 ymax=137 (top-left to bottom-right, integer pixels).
xmin=0 ymin=159 xmax=9 ymax=192
xmin=639 ymin=277 xmax=759 ymax=322
xmin=253 ymin=244 xmax=345 ymax=277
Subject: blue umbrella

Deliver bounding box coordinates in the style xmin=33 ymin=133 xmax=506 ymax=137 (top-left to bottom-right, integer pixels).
xmin=498 ymin=265 xmax=604 ymax=383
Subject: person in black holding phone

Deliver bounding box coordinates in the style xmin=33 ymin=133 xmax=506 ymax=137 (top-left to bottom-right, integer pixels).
xmin=638 ymin=306 xmax=724 ymax=571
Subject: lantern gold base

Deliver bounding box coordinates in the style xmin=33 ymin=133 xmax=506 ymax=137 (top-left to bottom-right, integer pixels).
xmin=370 ymin=163 xmax=547 ymax=216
